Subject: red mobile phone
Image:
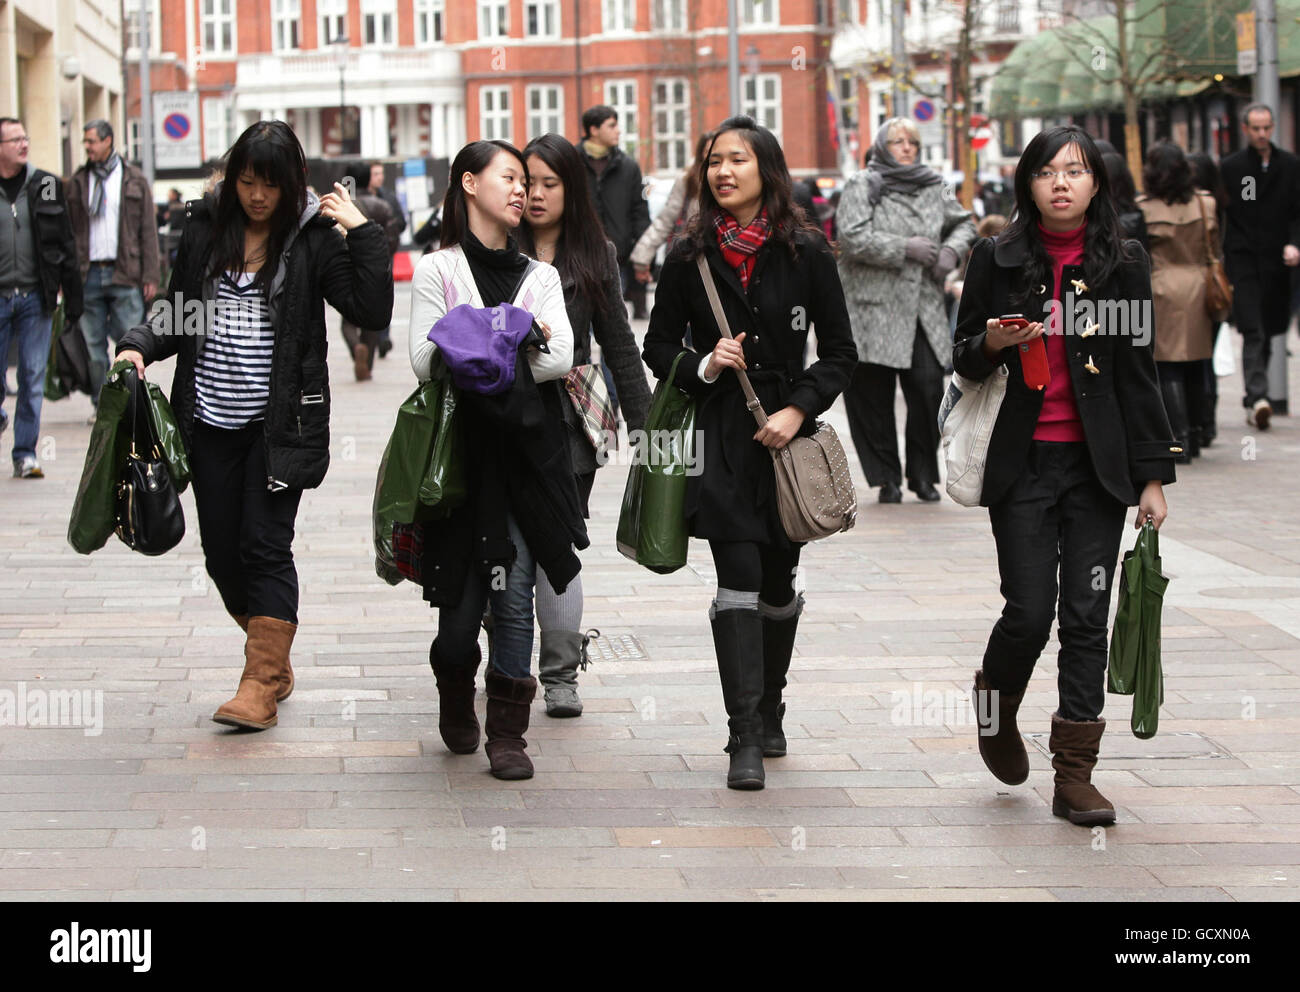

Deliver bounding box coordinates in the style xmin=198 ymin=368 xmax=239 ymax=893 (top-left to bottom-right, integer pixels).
xmin=1000 ymin=314 xmax=1050 ymax=391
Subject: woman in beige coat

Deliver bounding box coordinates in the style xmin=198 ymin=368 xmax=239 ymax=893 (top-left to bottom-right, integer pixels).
xmin=1138 ymin=140 xmax=1220 ymax=463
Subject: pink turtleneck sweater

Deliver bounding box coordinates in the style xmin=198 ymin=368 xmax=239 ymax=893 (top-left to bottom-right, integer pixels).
xmin=1033 ymin=222 xmax=1086 ymax=443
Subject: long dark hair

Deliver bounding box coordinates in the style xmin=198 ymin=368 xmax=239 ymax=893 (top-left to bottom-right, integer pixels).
xmin=439 ymin=139 xmax=529 ymax=250
xmin=1143 ymin=140 xmax=1196 ymax=205
xmin=1188 ymin=151 xmax=1226 ymax=214
xmin=209 ymin=121 xmax=308 ymax=292
xmin=1101 ymin=152 xmax=1139 ymax=211
xmin=516 ymin=133 xmax=614 ymax=317
xmin=1000 ymin=125 xmax=1131 ymax=309
xmin=684 ymin=130 xmax=714 ymax=202
xmin=679 ymin=115 xmax=822 ymax=260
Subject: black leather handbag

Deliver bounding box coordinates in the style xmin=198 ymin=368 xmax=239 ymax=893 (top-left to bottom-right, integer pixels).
xmin=114 ymin=372 xmax=185 ymax=556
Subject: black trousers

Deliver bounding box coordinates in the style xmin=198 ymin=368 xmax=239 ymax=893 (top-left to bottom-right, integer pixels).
xmin=190 ymin=421 xmax=304 ymax=624
xmin=843 ymin=324 xmax=943 ymax=489
xmin=340 ymin=320 xmax=381 ymax=371
xmin=981 ymin=441 xmax=1127 ymax=722
xmin=708 ymin=540 xmax=801 ymax=607
xmin=1157 ymin=360 xmax=1206 ymax=454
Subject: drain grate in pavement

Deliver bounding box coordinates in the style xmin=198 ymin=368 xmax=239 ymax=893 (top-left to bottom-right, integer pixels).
xmin=585 ymin=633 xmax=647 ymax=662
xmin=1025 ymin=730 xmax=1230 ymax=761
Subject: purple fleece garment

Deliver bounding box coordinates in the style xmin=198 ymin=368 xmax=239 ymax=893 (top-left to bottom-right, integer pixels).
xmin=427 ymin=302 xmax=536 ymax=395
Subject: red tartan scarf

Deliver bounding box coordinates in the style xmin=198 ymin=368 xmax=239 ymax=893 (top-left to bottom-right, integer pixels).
xmin=712 ymin=208 xmax=771 ymax=290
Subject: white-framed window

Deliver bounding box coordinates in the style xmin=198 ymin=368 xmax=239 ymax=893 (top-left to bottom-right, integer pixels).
xmin=603 ymin=0 xmax=634 ymax=32
xmin=741 ymin=0 xmax=779 ymax=27
xmin=271 ymin=0 xmax=300 ymax=52
xmin=651 ymin=0 xmax=686 ymax=31
xmin=363 ymin=0 xmax=396 ymax=46
xmin=838 ymin=74 xmax=858 ymax=133
xmin=526 ymin=85 xmax=564 ymax=139
xmin=415 ymin=0 xmax=445 ymax=43
xmin=125 ymin=1 xmax=161 ymax=58
xmin=201 ymin=0 xmax=236 ymax=55
xmin=480 ymin=86 xmax=512 ymax=142
xmin=318 ymin=0 xmax=347 ymax=45
xmin=742 ymin=74 xmax=781 ymax=141
xmin=479 ymin=0 xmax=509 ymax=39
xmin=836 ymin=0 xmax=857 ymax=24
xmin=604 ymin=80 xmax=638 ymax=156
xmin=525 ymin=0 xmax=561 ymax=38
xmin=653 ymin=78 xmax=689 ymax=173
xmin=203 ymin=97 xmax=234 ymax=160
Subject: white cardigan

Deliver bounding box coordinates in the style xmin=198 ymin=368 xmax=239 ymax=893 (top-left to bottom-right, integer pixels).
xmin=408 ymin=243 xmax=574 ymax=384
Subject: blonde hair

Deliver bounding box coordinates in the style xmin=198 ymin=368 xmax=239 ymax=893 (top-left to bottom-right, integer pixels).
xmin=884 ymin=117 xmax=921 ymax=146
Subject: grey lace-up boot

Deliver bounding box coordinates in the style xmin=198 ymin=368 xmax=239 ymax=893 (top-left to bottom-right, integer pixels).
xmin=539 ymin=628 xmax=598 ymax=718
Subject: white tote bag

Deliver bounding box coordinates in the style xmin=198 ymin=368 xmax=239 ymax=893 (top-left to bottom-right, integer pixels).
xmin=938 ymin=366 xmax=1009 ymax=507
xmin=1212 ymin=321 xmax=1235 ymax=378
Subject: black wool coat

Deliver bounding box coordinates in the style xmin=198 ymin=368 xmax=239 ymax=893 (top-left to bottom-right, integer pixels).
xmin=118 ymin=194 xmax=394 ymax=491
xmin=952 ymin=235 xmax=1177 ymax=508
xmin=642 ymin=229 xmax=858 ymax=546
xmin=577 ymin=142 xmax=650 ymax=263
xmin=1218 ymin=143 xmax=1300 ymax=334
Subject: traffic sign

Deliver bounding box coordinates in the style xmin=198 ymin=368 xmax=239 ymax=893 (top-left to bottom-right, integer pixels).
xmin=914 ymin=100 xmax=936 ymax=123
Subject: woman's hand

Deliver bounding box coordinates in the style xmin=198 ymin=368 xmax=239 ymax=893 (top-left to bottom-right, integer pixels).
xmin=634 ymin=264 xmax=652 ymax=284
xmin=117 ymin=349 xmax=146 ymax=379
xmin=905 ymin=236 xmax=939 ymax=266
xmin=319 ymin=182 xmax=368 ymax=231
xmin=754 ymin=405 xmax=806 ymax=450
xmin=535 ymin=319 xmax=552 ymax=341
xmin=705 ymin=331 xmax=747 ymax=379
xmin=1135 ymin=481 xmax=1168 ymax=530
xmin=981 ymin=317 xmax=1044 ymax=360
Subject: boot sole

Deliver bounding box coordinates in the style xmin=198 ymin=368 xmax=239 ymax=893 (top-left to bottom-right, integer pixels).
xmin=545 ymin=707 xmax=582 ymax=718
xmin=727 ymin=777 xmax=765 ymax=790
xmin=212 ymin=713 xmax=277 ymax=730
xmin=762 ymin=744 xmax=786 ymax=757
xmin=490 ymin=766 xmax=534 ymax=780
xmin=1052 ymin=797 xmax=1116 ymax=826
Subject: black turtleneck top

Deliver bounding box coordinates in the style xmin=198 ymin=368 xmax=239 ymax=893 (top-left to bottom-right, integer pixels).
xmin=461 ymin=228 xmax=529 ymax=307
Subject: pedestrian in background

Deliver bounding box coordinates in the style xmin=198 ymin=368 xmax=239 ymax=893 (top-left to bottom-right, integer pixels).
xmin=117 ymin=121 xmax=393 ymax=731
xmin=630 ymin=131 xmax=712 ymax=286
xmin=366 ymin=162 xmax=405 ymax=359
xmin=954 ymin=125 xmax=1176 ymax=827
xmin=1101 ymin=151 xmax=1149 ymax=252
xmin=339 ymin=161 xmax=402 ymax=381
xmin=67 ymin=119 xmax=159 ymax=412
xmin=1219 ymin=103 xmax=1300 ymax=431
xmin=1138 ymin=140 xmax=1220 ymax=464
xmin=1189 ymin=151 xmax=1228 ymax=449
xmin=836 ymin=117 xmax=976 ymax=504
xmin=642 ymin=115 xmax=857 ymax=790
xmin=0 ymin=116 xmax=82 ymax=477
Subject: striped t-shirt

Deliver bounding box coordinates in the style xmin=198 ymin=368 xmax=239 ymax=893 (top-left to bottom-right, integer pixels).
xmin=195 ymin=271 xmax=274 ymax=429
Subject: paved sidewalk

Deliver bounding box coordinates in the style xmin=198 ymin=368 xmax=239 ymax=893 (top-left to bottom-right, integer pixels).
xmin=1 ymin=288 xmax=1298 ymax=901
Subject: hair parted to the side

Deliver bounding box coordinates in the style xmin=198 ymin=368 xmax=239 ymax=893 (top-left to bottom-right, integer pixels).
xmin=517 ymin=133 xmax=615 ymax=318
xmin=209 ymin=120 xmax=308 ymax=292
xmin=581 ymin=105 xmax=617 ymax=138
xmin=678 ymin=114 xmax=823 ymax=261
xmin=1000 ymin=124 xmax=1132 ymax=309
xmin=439 ymin=140 xmax=529 ymax=251
xmin=83 ymin=119 xmax=114 ymax=143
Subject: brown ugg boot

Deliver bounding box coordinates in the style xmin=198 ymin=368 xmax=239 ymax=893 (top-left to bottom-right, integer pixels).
xmin=226 ymin=611 xmax=292 ymax=700
xmin=972 ymin=669 xmax=1029 ymax=785
xmin=212 ymin=616 xmax=297 ymax=730
xmin=484 ymin=669 xmax=537 ymax=780
xmin=1049 ymin=712 xmax=1116 ymax=826
xmin=430 ymin=642 xmax=482 ymax=754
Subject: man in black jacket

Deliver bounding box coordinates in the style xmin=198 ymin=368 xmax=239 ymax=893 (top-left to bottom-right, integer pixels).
xmin=0 ymin=117 xmax=83 ymax=477
xmin=1219 ymin=103 xmax=1300 ymax=430
xmin=576 ymin=106 xmax=650 ymax=319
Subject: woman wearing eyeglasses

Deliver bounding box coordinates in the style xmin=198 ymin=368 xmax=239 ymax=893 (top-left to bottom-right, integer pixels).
xmin=837 ymin=117 xmax=976 ymax=504
xmin=953 ymin=125 xmax=1177 ymax=826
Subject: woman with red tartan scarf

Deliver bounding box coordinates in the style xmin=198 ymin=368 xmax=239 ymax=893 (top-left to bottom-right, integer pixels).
xmin=642 ymin=116 xmax=858 ymax=790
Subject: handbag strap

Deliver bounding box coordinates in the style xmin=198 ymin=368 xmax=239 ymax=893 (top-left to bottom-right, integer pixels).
xmin=1194 ymin=193 xmax=1215 ymax=268
xmin=696 ymin=254 xmax=769 ymax=429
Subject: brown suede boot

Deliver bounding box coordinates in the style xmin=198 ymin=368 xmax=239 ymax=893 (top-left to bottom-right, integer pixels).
xmin=484 ymin=669 xmax=537 ymax=780
xmin=972 ymin=669 xmax=1029 ymax=785
xmin=1049 ymin=712 xmax=1116 ymax=826
xmin=430 ymin=642 xmax=482 ymax=754
xmin=227 ymin=611 xmax=292 ymax=700
xmin=212 ymin=616 xmax=297 ymax=730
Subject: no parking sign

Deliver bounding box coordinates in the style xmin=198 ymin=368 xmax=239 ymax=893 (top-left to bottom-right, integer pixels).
xmin=153 ymin=91 xmax=201 ymax=169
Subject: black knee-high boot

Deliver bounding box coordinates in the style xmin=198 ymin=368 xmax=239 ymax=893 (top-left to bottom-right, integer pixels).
xmin=758 ymin=594 xmax=804 ymax=757
xmin=710 ymin=601 xmax=765 ymax=790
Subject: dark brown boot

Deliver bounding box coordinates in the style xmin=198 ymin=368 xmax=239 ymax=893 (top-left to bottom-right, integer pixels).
xmin=1049 ymin=712 xmax=1116 ymax=826
xmin=972 ymin=669 xmax=1028 ymax=785
xmin=430 ymin=642 xmax=481 ymax=754
xmin=212 ymin=617 xmax=296 ymax=730
xmin=484 ymin=669 xmax=537 ymax=780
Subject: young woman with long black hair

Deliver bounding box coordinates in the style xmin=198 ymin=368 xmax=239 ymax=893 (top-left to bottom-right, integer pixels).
xmin=955 ymin=125 xmax=1177 ymax=825
xmin=408 ymin=139 xmax=582 ymax=780
xmin=516 ymin=133 xmax=652 ymax=718
xmin=117 ymin=120 xmax=393 ymax=730
xmin=642 ymin=116 xmax=857 ymax=790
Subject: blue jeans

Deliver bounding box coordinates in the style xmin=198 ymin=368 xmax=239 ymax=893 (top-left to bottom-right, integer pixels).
xmin=81 ymin=264 xmax=144 ymax=404
xmin=433 ymin=514 xmax=537 ymax=680
xmin=0 ymin=291 xmax=52 ymax=465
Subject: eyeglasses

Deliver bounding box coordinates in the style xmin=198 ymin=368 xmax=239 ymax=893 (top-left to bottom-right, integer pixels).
xmin=1031 ymin=168 xmax=1093 ymax=183
xmin=0 ymin=135 xmax=30 ymax=146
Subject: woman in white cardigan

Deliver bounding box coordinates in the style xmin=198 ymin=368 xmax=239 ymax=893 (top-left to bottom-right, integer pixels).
xmin=407 ymin=139 xmax=578 ymax=781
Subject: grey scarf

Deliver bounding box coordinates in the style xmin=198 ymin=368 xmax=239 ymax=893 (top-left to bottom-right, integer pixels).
xmin=865 ymin=124 xmax=941 ymax=206
xmin=90 ymin=153 xmax=121 ymax=217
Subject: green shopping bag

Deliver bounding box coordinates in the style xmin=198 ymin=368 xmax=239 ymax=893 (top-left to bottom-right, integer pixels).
xmin=616 ymin=350 xmax=697 ymax=574
xmin=142 ymin=379 xmax=191 ymax=492
xmin=67 ymin=360 xmax=135 ymax=554
xmin=1107 ymin=521 xmax=1168 ymax=739
xmin=44 ymin=305 xmax=68 ymax=401
xmin=416 ymin=376 xmax=465 ymax=511
xmin=374 ymin=371 xmax=465 ymax=527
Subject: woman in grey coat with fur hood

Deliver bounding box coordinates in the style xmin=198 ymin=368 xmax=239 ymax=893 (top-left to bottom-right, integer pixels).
xmin=836 ymin=118 xmax=976 ymax=502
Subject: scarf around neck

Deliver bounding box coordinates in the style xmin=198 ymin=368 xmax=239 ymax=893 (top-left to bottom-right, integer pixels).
xmin=582 ymin=139 xmax=611 ymax=160
xmin=865 ymin=128 xmax=941 ymax=206
xmin=712 ymin=208 xmax=771 ymax=290
xmin=90 ymin=153 xmax=121 ymax=217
